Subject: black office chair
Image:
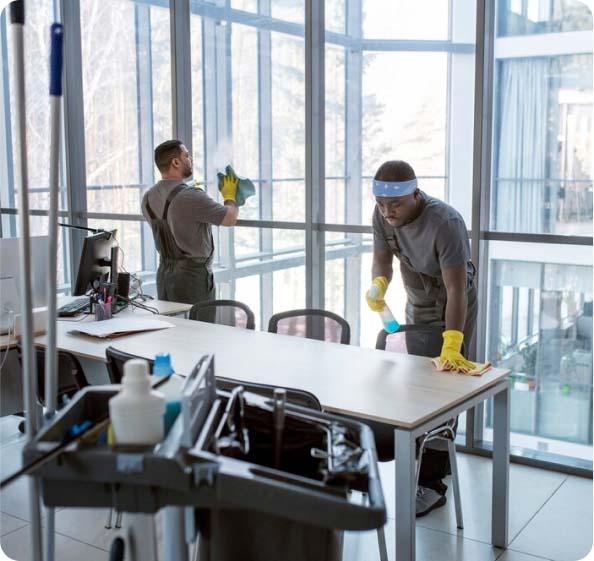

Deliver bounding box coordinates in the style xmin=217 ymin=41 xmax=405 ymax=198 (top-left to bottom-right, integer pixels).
xmin=189 ymin=299 xmax=256 ymax=330
xmin=268 ymin=308 xmax=350 ymax=345
xmin=217 ymin=376 xmax=322 ymax=411
xmin=16 ymin=344 xmax=88 ymax=408
xmin=105 ymin=346 xmax=154 ymax=384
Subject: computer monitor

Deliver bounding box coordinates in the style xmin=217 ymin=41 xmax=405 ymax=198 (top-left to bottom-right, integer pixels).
xmin=73 ymin=230 xmax=118 ymax=296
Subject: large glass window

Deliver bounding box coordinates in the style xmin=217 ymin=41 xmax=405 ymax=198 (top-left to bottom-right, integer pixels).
xmin=485 ymin=242 xmax=593 ymax=461
xmin=80 ymin=0 xmax=171 ymax=276
xmin=324 ymin=0 xmax=476 ymax=345
xmin=498 ymin=0 xmax=593 ymax=36
xmin=481 ymin=2 xmax=593 ymax=466
xmin=491 ymin=53 xmax=593 ymax=235
xmin=4 ymin=0 xmax=67 ymax=212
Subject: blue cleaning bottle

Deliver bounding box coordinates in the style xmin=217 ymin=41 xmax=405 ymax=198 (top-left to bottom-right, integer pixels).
xmin=378 ymin=304 xmax=400 ymax=334
xmin=368 ymin=284 xmax=400 ymax=333
xmin=153 ymin=353 xmax=182 ymax=434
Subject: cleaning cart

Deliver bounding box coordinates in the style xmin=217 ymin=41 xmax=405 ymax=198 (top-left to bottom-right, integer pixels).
xmin=23 ymin=354 xmax=386 ymax=561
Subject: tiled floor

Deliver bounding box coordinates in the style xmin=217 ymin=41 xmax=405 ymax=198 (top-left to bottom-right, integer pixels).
xmin=0 ymin=415 xmax=592 ymax=561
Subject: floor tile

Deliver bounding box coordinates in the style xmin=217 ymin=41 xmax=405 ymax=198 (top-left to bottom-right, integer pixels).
xmin=0 ymin=417 xmax=25 ymax=449
xmin=0 ymin=441 xmax=51 ymax=522
xmin=1 ymin=525 xmax=108 ymax=561
xmin=508 ymin=475 xmax=593 ymax=561
xmin=0 ymin=513 xmax=27 ymax=538
xmin=343 ymin=517 xmax=500 ymax=561
xmin=54 ymin=507 xmax=164 ymax=552
xmin=378 ymin=453 xmax=567 ymax=544
xmin=497 ymin=549 xmax=554 ymax=561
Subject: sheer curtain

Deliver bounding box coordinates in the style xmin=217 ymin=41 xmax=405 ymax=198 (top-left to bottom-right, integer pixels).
xmin=494 ymin=57 xmax=549 ymax=233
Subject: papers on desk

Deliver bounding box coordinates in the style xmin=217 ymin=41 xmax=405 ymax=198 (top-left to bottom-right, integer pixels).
xmin=68 ymin=318 xmax=174 ymax=339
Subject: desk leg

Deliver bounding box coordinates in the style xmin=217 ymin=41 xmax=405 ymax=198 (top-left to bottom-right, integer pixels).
xmin=492 ymin=384 xmax=510 ymax=548
xmin=395 ymin=428 xmax=416 ymax=561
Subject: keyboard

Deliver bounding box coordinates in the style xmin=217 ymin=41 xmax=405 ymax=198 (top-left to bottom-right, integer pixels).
xmin=57 ymin=298 xmax=90 ymax=317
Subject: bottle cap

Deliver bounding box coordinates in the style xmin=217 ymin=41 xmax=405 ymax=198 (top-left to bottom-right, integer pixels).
xmin=122 ymin=359 xmax=151 ymax=391
xmin=153 ymin=353 xmax=173 ymax=376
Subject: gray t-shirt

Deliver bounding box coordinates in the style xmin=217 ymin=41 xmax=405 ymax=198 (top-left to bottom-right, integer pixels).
xmin=372 ymin=192 xmax=471 ymax=279
xmin=141 ymin=180 xmax=227 ymax=261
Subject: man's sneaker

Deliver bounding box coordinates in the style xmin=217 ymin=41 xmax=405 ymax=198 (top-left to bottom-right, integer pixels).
xmin=421 ymin=479 xmax=448 ymax=496
xmin=416 ymin=485 xmax=447 ymax=517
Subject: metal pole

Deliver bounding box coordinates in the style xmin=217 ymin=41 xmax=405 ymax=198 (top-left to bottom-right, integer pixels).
xmin=9 ymin=2 xmax=43 ymax=560
xmin=44 ymin=21 xmax=64 ymax=561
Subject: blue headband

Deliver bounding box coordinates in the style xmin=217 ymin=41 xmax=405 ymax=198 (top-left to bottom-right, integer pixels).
xmin=373 ymin=178 xmax=418 ymax=197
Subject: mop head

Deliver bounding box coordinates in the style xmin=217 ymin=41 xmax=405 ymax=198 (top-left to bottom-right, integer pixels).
xmin=217 ymin=165 xmax=255 ymax=207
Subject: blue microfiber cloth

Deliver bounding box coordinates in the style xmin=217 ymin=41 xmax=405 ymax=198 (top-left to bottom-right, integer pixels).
xmin=217 ymin=164 xmax=255 ymax=207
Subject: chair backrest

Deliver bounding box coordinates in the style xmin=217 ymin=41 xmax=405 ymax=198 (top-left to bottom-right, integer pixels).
xmin=105 ymin=348 xmax=321 ymax=411
xmin=189 ymin=299 xmax=256 ymax=330
xmin=17 ymin=344 xmax=88 ymax=407
xmin=376 ymin=324 xmax=445 ymax=358
xmin=216 ymin=376 xmax=322 ymax=411
xmin=105 ymin=346 xmax=155 ymax=384
xmin=268 ymin=308 xmax=351 ymax=345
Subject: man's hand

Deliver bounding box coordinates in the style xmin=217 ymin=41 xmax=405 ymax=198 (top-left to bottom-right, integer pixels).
xmin=366 ymin=276 xmax=389 ymax=312
xmin=219 ymin=174 xmax=238 ymax=203
xmin=436 ymin=330 xmax=478 ymax=373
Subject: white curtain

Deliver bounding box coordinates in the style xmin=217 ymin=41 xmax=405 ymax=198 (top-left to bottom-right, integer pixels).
xmin=495 ymin=58 xmax=549 ymax=233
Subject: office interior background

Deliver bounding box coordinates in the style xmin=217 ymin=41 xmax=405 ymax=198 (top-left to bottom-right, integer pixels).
xmin=0 ymin=0 xmax=592 ymax=476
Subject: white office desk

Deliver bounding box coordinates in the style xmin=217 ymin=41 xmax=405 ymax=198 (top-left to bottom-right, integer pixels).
xmin=35 ymin=315 xmax=510 ymax=561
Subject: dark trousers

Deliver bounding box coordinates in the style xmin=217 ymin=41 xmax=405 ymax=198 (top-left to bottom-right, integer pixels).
xmin=405 ymin=281 xmax=478 ymax=485
xmin=157 ymin=259 xmax=216 ymax=321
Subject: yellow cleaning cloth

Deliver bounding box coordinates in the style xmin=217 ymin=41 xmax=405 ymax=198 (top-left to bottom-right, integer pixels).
xmin=431 ymin=357 xmax=492 ymax=376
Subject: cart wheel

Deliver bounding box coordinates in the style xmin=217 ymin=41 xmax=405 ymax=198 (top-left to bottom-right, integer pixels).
xmin=109 ymin=537 xmax=125 ymax=561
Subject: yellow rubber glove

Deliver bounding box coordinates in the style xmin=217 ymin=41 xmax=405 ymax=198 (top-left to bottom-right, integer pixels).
xmin=438 ymin=330 xmax=478 ymax=373
xmin=365 ymin=276 xmax=389 ymax=312
xmin=220 ymin=174 xmax=239 ymax=203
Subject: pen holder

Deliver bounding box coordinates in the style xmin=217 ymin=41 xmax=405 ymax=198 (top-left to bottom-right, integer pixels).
xmin=94 ymin=301 xmax=112 ymax=322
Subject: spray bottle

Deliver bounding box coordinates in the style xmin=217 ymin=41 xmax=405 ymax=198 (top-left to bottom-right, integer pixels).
xmin=367 ymin=285 xmax=400 ymax=333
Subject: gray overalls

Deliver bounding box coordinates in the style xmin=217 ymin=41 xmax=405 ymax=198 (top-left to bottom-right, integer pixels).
xmin=144 ymin=184 xmax=215 ymax=308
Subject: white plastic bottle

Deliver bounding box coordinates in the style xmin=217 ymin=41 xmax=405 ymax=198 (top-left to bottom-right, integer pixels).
xmin=109 ymin=358 xmax=165 ymax=445
xmin=368 ymin=285 xmax=400 ymax=333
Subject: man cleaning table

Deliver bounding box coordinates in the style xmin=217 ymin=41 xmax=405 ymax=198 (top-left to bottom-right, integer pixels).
xmin=366 ymin=159 xmax=479 ymax=516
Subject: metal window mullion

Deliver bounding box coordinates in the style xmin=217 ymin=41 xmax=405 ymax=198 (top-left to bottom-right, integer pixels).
xmin=511 ymin=286 xmax=519 ymax=345
xmin=135 ymin=4 xmax=157 ymax=273
xmin=344 ymin=0 xmax=362 ymax=343
xmin=0 ymin=12 xmax=16 ymax=236
xmin=170 ymin=0 xmax=193 ymax=150
xmin=305 ymin=0 xmax=325 ymax=312
xmin=258 ymin=0 xmax=273 ymax=325
xmin=60 ymin=0 xmax=88 ymax=282
xmin=527 ymin=287 xmax=534 ymax=335
xmin=220 ymin=8 xmax=235 ymax=297
xmin=467 ymin=0 xmax=496 ymax=447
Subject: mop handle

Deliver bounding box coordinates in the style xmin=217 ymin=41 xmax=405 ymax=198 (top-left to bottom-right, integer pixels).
xmin=9 ymin=0 xmax=24 ymax=24
xmin=49 ymin=23 xmax=63 ymax=96
xmin=45 ymin=22 xmax=64 ymax=418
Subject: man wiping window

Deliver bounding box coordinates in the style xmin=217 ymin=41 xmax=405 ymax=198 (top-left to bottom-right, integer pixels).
xmin=141 ymin=140 xmax=243 ymax=309
xmin=367 ymin=159 xmax=478 ymax=516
